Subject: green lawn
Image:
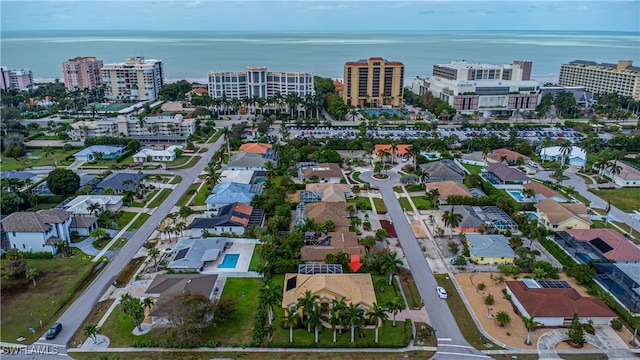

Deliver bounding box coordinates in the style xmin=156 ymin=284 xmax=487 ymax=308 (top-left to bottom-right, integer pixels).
xmin=591 ymin=188 xmax=640 ymax=212
xmin=129 ymin=213 xmax=151 ymax=230
xmin=461 ymin=163 xmax=483 ymax=175
xmin=71 ymin=351 xmax=436 ymax=360
xmin=398 ymin=197 xmax=413 ymax=211
xmin=1 ymin=256 xmax=100 ymax=342
xmin=393 ymin=186 xmax=403 ymax=193
xmin=398 ymin=268 xmax=422 ymax=309
xmin=372 ymin=198 xmax=387 ymax=213
xmin=434 ymin=274 xmax=501 ymax=350
xmin=177 ymin=183 xmax=200 ymax=206
xmin=207 ymin=128 xmax=223 ymax=143
xmin=352 ymin=171 xmax=364 ymax=183
xmin=115 ymin=211 xmax=136 ymax=229
xmin=169 ymin=175 xmax=183 ymax=184
xmin=191 ymin=183 xmax=211 ymax=206
xmin=372 ymin=275 xmax=407 ymax=308
xmin=1 ymin=148 xmax=76 ymax=171
xmin=148 ymin=188 xmax=172 ymax=208
xmin=166 ymin=155 xmax=201 ymax=169
xmin=248 ymin=244 xmax=262 ymax=271
xmin=411 ymin=196 xmax=432 ymax=210
xmin=405 ymin=184 xmax=423 ymax=193
xmin=99 ymin=304 xmax=164 ymax=347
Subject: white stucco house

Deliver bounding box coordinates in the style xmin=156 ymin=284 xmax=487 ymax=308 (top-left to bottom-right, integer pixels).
xmin=1 ymin=209 xmax=73 ymax=254
xmin=132 ymin=145 xmax=183 ymax=163
xmin=540 ymin=146 xmax=586 ymax=169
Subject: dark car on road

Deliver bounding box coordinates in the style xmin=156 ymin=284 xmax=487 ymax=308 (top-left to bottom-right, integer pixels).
xmin=45 ymin=322 xmax=62 ymax=339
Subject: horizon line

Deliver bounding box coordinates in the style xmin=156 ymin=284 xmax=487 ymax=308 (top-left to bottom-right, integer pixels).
xmin=4 ymin=29 xmax=639 ymax=34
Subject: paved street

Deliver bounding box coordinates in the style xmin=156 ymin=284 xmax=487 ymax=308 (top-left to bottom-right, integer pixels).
xmin=39 ymin=135 xmax=224 ymax=354
xmin=533 ymin=170 xmax=640 ymax=233
xmin=360 ymin=171 xmax=490 ymax=359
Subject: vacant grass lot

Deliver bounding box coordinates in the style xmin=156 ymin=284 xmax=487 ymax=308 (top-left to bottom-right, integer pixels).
xmin=129 ymin=213 xmax=151 ymax=230
xmin=1 ymin=147 xmax=76 ymax=171
xmin=177 ymin=183 xmax=200 ymax=206
xmin=398 ymin=197 xmax=413 ymax=211
xmin=167 ymin=155 xmax=201 ymax=169
xmin=411 ymin=196 xmax=432 ymax=210
xmin=434 ymin=274 xmax=500 ymax=350
xmin=461 ymin=163 xmax=483 ymax=175
xmin=115 ymin=211 xmax=136 ymax=229
xmin=1 ymin=256 xmax=99 ymax=342
xmin=591 ymin=188 xmax=640 ymax=212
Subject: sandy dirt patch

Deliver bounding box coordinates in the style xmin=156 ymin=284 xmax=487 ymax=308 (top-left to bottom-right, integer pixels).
xmin=454 ymin=272 xmax=597 ymax=349
xmin=410 ymin=220 xmax=427 ymax=238
xmin=555 ymin=341 xmax=598 ymax=350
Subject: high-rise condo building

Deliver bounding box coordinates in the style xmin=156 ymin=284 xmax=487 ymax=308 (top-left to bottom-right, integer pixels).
xmin=343 ymin=57 xmax=404 ymax=107
xmin=412 ymin=59 xmax=539 ymax=117
xmin=0 ymin=66 xmax=34 ymax=90
xmin=207 ymin=66 xmax=315 ymax=99
xmin=559 ymin=60 xmax=640 ymax=100
xmin=102 ymin=57 xmax=164 ymax=101
xmin=62 ymin=57 xmax=104 ymax=90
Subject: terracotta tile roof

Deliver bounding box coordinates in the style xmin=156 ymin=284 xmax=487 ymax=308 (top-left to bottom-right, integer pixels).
xmin=565 ymin=229 xmax=640 ymax=261
xmin=1 ymin=209 xmax=71 ymax=233
xmin=239 ymin=142 xmax=273 ymax=155
xmin=506 ymin=280 xmax=616 ymax=319
xmin=305 ymin=183 xmax=352 ymax=202
xmin=614 ymin=161 xmax=640 ymax=181
xmin=303 ymin=163 xmax=343 ymax=180
xmin=534 ymin=198 xmax=591 ymax=225
xmin=426 ymin=181 xmax=472 ymax=200
xmin=282 ymin=273 xmax=376 ymax=311
xmin=523 ymin=182 xmax=567 ymax=201
xmin=375 ymin=144 xmax=412 ymax=156
xmin=487 ymin=148 xmax=530 ymax=163
xmin=333 ymin=79 xmax=344 ymax=92
xmin=234 ymin=203 xmax=253 ymax=216
xmin=305 ymin=202 xmax=350 ymax=227
xmin=300 ymin=228 xmax=365 ymax=262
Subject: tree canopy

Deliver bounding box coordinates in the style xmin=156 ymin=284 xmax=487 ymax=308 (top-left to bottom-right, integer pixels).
xmin=46 ymin=168 xmax=80 ymax=196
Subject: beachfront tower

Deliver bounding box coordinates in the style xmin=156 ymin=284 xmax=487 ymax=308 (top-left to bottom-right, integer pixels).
xmin=101 ymin=57 xmax=164 ymax=101
xmin=343 ymin=57 xmax=405 ymax=107
xmin=559 ymin=60 xmax=640 ymax=100
xmin=62 ymin=57 xmax=104 ymax=91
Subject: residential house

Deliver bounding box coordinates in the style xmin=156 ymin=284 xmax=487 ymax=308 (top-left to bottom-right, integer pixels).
xmin=205 ymin=182 xmax=262 ymax=212
xmin=540 ymin=146 xmax=587 ymax=169
xmin=189 ymin=203 xmax=264 ymax=236
xmin=282 ymin=273 xmax=376 ymax=312
xmin=31 ymin=174 xmax=97 ymax=196
xmin=439 ymin=205 xmax=519 ymax=233
xmin=69 ymin=216 xmax=98 ymax=236
xmin=95 ymin=173 xmax=145 ymax=194
xmin=132 ymin=146 xmax=183 ymax=163
xmin=483 ymin=163 xmax=531 ymax=185
xmin=522 ymin=182 xmax=568 ymax=203
xmin=534 ymin=198 xmax=591 ymax=231
xmin=0 ymin=171 xmax=38 ymax=186
xmin=239 ymin=143 xmax=272 ymax=155
xmin=226 ymin=152 xmax=275 ymax=171
xmin=1 ymin=209 xmax=72 ymax=253
xmin=426 ymin=181 xmax=473 ymax=202
xmin=300 ymin=228 xmax=365 ymax=263
xmin=420 ymin=160 xmax=465 ymax=183
xmin=300 ymin=163 xmax=343 ymax=183
xmin=146 ymin=274 xmax=218 ymax=323
xmin=506 ymin=279 xmax=617 ymax=326
xmin=375 ymin=144 xmax=412 ymax=162
xmin=300 ymin=183 xmax=353 ymax=203
xmin=57 ymin=195 xmax=124 ymax=215
xmin=563 ymin=229 xmax=640 ymax=261
xmin=73 ymin=145 xmax=126 ymax=162
xmin=599 ymin=160 xmax=640 ymax=187
xmin=592 ymin=262 xmax=640 ymax=313
xmin=465 ymin=234 xmax=515 ymax=265
xmin=166 ymin=237 xmax=228 ymax=271
xmin=304 ymin=202 xmax=351 ymax=228
xmin=219 ymin=170 xmax=258 ymax=185
xmin=486 ymin=148 xmax=530 ymax=165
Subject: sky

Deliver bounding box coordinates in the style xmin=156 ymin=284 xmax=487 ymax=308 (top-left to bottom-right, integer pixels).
xmin=1 ymin=0 xmax=639 ymax=32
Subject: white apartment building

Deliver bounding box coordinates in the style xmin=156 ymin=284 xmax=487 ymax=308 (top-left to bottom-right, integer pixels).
xmin=208 ymin=66 xmax=315 ymax=99
xmin=102 ymin=57 xmax=164 ymax=101
xmin=559 ymin=60 xmax=640 ymax=100
xmin=69 ymin=114 xmax=195 ymax=141
xmin=412 ymin=59 xmax=540 ymax=117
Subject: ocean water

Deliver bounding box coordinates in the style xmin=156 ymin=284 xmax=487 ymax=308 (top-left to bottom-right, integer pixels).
xmin=1 ymin=30 xmax=638 ymax=82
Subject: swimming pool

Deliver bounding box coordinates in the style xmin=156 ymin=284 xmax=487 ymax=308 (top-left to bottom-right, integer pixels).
xmin=218 ymin=254 xmax=240 ymax=268
xmin=527 ymin=213 xmax=539 ymax=221
xmin=508 ymin=191 xmax=525 ymax=201
xmin=576 ymin=253 xmax=593 ymax=263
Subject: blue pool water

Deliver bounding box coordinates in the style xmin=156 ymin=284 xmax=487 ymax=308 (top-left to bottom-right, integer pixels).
xmin=218 ymin=254 xmax=240 ymax=269
xmin=425 ymin=153 xmax=439 ymax=159
xmin=527 ymin=213 xmax=539 ymax=221
xmin=509 ymin=191 xmax=525 ymax=201
xmin=576 ymin=253 xmax=593 ymax=263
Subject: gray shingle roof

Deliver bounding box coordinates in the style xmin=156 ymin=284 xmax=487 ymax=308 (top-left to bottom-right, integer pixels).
xmin=95 ymin=173 xmax=145 ymax=191
xmin=1 ymin=209 xmax=72 ymax=232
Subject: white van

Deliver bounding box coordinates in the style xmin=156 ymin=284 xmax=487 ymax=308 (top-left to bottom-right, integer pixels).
xmin=436 ymin=286 xmax=448 ymax=299
xmin=528 ymin=161 xmax=538 ymax=168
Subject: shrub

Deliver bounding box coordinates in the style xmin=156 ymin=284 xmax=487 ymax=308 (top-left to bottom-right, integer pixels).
xmin=484 ymin=294 xmax=495 ymax=306
xmin=611 ymin=318 xmax=623 ymax=331
xmin=477 ymin=282 xmax=486 ymax=291
xmin=21 ymin=251 xmax=54 ymax=259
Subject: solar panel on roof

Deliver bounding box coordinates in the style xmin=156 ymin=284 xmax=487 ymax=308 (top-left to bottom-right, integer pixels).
xmin=589 ymin=238 xmax=613 ymax=254
xmin=174 ymin=248 xmax=189 ymax=261
xmin=537 ymin=280 xmax=571 ymax=289
xmin=286 ymin=276 xmax=297 ymax=291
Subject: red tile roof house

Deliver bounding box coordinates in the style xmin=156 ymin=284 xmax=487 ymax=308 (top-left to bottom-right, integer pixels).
xmin=565 ymin=229 xmax=640 ymax=261
xmin=506 ymin=280 xmax=617 ymax=326
xmin=486 ymin=148 xmax=530 ymax=165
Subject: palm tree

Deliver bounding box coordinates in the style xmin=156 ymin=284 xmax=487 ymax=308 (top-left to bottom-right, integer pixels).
xmin=521 ymin=314 xmax=542 ymax=345
xmin=407 ymin=145 xmax=420 ymax=171
xmin=264 ymin=161 xmax=276 ymax=180
xmin=136 ymin=113 xmax=147 ymax=134
xmin=83 ymin=324 xmax=101 ymax=343
xmin=385 ymin=297 xmax=404 ymax=327
xmin=307 ymin=303 xmax=327 ymax=343
xmin=558 ymin=140 xmax=572 ymax=168
xmin=26 ymin=267 xmax=39 ymax=287
xmin=142 ymin=296 xmax=154 ymax=313
xmin=87 ymin=202 xmax=103 ymax=216
xmin=390 ymin=142 xmax=399 ymax=163
xmin=332 ymin=298 xmax=347 ymax=334
xmin=282 ymin=307 xmax=299 ymax=343
xmin=260 ymin=280 xmax=283 ymax=325
xmin=119 ymin=293 xmax=145 ymax=332
xmin=43 ymin=146 xmax=55 ymax=158
xmin=607 ymin=160 xmax=622 ymax=180
xmin=381 ymin=252 xmax=402 ymax=285
xmin=147 ymin=247 xmax=160 ymax=266
xmin=345 ymin=303 xmax=365 ymax=343
xmin=522 ymin=188 xmax=535 ymax=200
xmin=427 ymin=188 xmax=440 ymax=208
xmin=496 ymin=310 xmax=511 ymax=327
xmin=442 ymin=207 xmax=463 ymax=239
xmin=367 ymin=302 xmax=389 ymax=343
xmin=328 ymin=307 xmax=342 ymax=343
xmin=174 ymin=222 xmax=187 ymax=238
xmin=296 ymin=290 xmax=319 ymax=332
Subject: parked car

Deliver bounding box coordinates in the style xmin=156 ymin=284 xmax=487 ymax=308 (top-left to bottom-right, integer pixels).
xmin=436 ymin=286 xmax=448 ymax=299
xmin=129 ymin=162 xmax=143 ymax=168
xmin=45 ymin=322 xmax=62 ymax=339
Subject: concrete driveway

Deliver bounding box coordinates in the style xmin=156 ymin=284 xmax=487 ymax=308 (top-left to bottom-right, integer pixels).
xmin=537 ymin=325 xmax=635 ymax=360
